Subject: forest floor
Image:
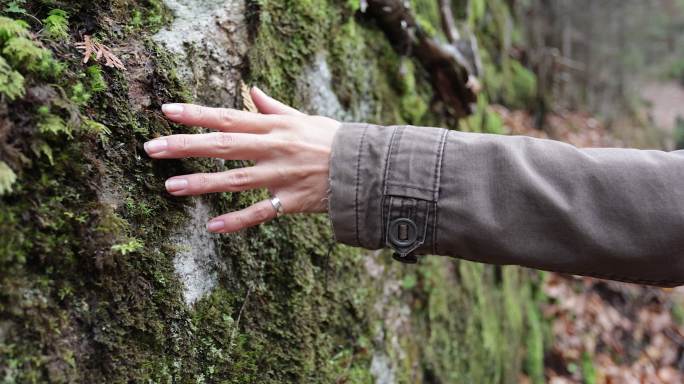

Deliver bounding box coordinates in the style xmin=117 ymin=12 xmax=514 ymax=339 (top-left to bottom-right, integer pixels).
xmin=494 ymin=105 xmax=684 ymax=383
xmin=640 ymin=81 xmax=684 ymax=134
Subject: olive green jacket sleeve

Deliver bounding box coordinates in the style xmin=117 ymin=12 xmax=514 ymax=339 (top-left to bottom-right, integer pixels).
xmin=328 ymin=122 xmax=684 ymax=287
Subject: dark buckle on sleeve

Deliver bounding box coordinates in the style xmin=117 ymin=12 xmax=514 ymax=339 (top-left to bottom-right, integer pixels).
xmin=392 ymin=251 xmax=418 ymax=264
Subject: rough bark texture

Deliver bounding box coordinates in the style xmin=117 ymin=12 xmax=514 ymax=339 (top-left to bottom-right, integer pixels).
xmin=0 ymin=1 xmax=541 ymax=382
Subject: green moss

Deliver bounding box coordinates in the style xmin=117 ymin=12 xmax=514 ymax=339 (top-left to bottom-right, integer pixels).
xmin=466 ymin=0 xmax=538 ymax=111
xmin=111 ymin=238 xmax=145 ymax=255
xmin=0 ymin=10 xmax=191 ymax=379
xmin=0 ymin=161 xmax=16 ymax=196
xmin=0 ymin=55 xmax=24 ymax=100
xmin=398 ymin=60 xmax=429 ymax=124
xmin=408 ymin=258 xmax=536 ymax=383
xmin=36 ymin=105 xmax=70 ymax=137
xmin=42 ymin=9 xmax=69 ymax=40
xmin=415 ymin=14 xmax=438 ymax=37
xmin=468 ymin=0 xmax=488 ymax=27
xmin=248 ymin=0 xmax=337 ymax=103
xmin=83 ymin=119 xmax=111 ymax=143
xmin=85 ymin=65 xmax=107 ymax=92
xmin=0 ymin=2 xmax=541 ymax=382
xmin=459 ymin=94 xmax=504 ymax=133
xmin=502 ymin=60 xmax=537 ymax=109
xmin=0 ymin=32 xmax=63 ymax=78
xmin=0 ymin=16 xmax=28 ymax=42
xmin=525 ymin=298 xmax=545 ymax=384
xmin=581 ymin=351 xmax=597 ymax=384
xmin=411 ymin=0 xmax=444 ymax=39
xmin=69 ymin=81 xmax=91 ymax=106
xmin=2 ymin=36 xmax=45 ymax=66
xmin=327 ymin=18 xmax=367 ymax=110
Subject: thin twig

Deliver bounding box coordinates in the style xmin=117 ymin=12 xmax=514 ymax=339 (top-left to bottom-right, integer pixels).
xmin=227 ymin=286 xmax=252 ymax=355
xmin=439 ymin=0 xmax=460 ymax=43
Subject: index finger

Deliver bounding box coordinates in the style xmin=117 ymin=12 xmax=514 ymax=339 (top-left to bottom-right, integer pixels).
xmin=161 ymin=103 xmax=283 ymax=133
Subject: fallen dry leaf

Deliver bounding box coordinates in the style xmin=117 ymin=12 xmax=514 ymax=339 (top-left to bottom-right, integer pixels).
xmin=241 ymin=81 xmax=257 ymax=113
xmin=75 ymin=35 xmax=125 ymax=70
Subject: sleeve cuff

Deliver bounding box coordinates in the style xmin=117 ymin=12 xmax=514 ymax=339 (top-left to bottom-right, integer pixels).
xmin=328 ymin=123 xmax=394 ymax=249
xmin=328 ymin=122 xmax=449 ymax=257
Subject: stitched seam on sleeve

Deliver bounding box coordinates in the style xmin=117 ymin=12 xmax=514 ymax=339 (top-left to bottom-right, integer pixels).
xmin=354 ymin=124 xmax=369 ymax=247
xmin=431 ymin=203 xmax=437 ymax=255
xmin=380 ymin=126 xmax=400 ymax=248
xmin=433 ymin=129 xmax=448 ymax=201
xmin=382 ymin=126 xmax=400 ymax=195
xmin=383 ymin=126 xmax=404 ymax=196
xmin=384 ymin=182 xmax=435 ymax=191
xmin=433 ymin=129 xmax=449 ymax=254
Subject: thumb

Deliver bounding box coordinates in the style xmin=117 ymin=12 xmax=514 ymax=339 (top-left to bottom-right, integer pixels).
xmin=250 ymin=87 xmax=305 ymax=116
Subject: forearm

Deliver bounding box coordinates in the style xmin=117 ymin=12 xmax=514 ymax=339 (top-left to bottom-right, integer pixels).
xmin=329 ymin=123 xmax=684 ymax=286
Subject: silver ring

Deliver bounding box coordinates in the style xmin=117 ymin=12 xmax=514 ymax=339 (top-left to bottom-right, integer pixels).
xmin=269 ymin=195 xmax=284 ymax=217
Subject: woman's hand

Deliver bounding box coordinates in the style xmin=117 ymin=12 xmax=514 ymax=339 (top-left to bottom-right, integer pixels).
xmin=144 ymin=87 xmax=340 ymax=233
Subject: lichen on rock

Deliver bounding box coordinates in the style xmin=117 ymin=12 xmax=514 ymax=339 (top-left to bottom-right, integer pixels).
xmin=172 ymin=199 xmax=223 ymax=306
xmin=153 ymin=0 xmax=248 ymax=106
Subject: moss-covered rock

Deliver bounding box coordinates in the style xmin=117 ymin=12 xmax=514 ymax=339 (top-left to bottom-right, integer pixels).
xmin=0 ymin=1 xmax=544 ymax=382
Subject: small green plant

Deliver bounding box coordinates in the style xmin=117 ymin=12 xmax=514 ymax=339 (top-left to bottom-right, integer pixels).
xmin=0 ymin=16 xmax=29 ymax=42
xmin=125 ymin=197 xmax=154 ymax=217
xmin=111 ymin=239 xmax=144 ymax=255
xmin=85 ymin=65 xmax=107 ymax=92
xmin=0 ymin=161 xmax=17 ymax=196
xmin=37 ymin=105 xmax=70 ymax=136
xmin=83 ymin=119 xmax=111 ymax=143
xmin=42 ymin=9 xmax=69 ymax=40
xmin=3 ymin=0 xmax=28 ymax=16
xmin=31 ymin=140 xmax=54 ymax=164
xmin=129 ymin=10 xmax=143 ymax=29
xmin=70 ymin=81 xmax=91 ymax=105
xmin=402 ymin=273 xmax=418 ymax=289
xmin=2 ymin=36 xmax=44 ymax=65
xmin=0 ymin=55 xmax=25 ymax=100
xmin=0 ymin=16 xmax=65 ymax=79
xmin=1 ymin=34 xmax=63 ymax=77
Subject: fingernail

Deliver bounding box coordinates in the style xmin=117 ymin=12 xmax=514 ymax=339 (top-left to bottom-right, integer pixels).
xmin=207 ymin=220 xmax=225 ymax=232
xmin=144 ymin=139 xmax=168 ymax=154
xmin=165 ymin=178 xmax=188 ymax=192
xmin=162 ymin=103 xmax=184 ymax=115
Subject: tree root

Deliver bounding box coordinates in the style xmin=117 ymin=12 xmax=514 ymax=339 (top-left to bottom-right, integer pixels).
xmin=364 ymin=0 xmax=481 ymax=118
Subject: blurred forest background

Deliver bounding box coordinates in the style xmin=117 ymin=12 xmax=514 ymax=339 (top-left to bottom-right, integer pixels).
xmin=1 ymin=0 xmax=684 ymax=383
xmin=498 ymin=0 xmax=684 ymax=382
xmin=514 ymin=0 xmax=684 ymax=148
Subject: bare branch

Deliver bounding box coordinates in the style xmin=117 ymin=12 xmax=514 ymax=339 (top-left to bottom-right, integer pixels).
xmin=439 ymin=0 xmax=460 ymax=43
xmin=364 ymin=0 xmax=480 ymax=117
